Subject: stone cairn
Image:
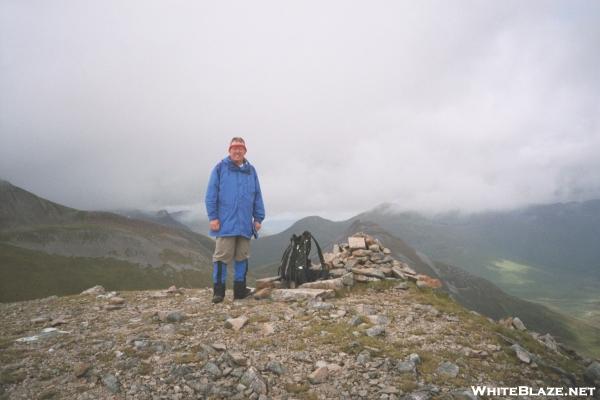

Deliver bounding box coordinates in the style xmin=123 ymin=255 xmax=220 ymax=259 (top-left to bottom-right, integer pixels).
xmin=254 ymin=232 xmax=442 ymax=302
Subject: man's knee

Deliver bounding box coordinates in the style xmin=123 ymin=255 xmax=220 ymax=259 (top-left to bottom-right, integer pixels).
xmin=234 ymin=237 xmax=251 ymax=261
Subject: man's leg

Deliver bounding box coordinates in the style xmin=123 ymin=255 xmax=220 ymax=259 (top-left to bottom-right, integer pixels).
xmin=212 ymin=237 xmax=235 ymax=303
xmin=233 ymin=236 xmax=252 ymax=299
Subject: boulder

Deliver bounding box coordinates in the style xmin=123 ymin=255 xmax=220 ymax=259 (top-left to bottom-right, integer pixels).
xmin=299 ymin=278 xmax=344 ymax=290
xmin=271 ymin=288 xmax=335 ymax=302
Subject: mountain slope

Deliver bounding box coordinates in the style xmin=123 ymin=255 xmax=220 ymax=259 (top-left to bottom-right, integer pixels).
xmin=0 ymin=180 xmax=216 ymax=302
xmin=355 ymin=202 xmax=600 ymax=325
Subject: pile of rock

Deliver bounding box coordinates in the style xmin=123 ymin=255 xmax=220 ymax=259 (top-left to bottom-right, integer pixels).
xmin=255 ymin=233 xmax=442 ymax=301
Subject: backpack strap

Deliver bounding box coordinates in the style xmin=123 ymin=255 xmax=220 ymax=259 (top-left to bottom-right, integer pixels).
xmin=302 ymin=231 xmax=327 ymax=280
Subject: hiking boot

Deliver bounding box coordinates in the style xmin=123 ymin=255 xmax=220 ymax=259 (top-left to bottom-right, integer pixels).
xmin=233 ymin=281 xmax=252 ymax=300
xmin=212 ymin=283 xmax=225 ymax=304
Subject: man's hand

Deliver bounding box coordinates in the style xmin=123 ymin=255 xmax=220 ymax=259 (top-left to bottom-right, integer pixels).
xmin=254 ymin=221 xmax=261 ymax=232
xmin=210 ymin=219 xmax=220 ymax=231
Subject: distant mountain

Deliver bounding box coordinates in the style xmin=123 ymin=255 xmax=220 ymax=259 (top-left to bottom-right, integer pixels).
xmin=0 ymin=179 xmax=79 ymax=228
xmin=113 ymin=208 xmax=193 ymax=232
xmin=355 ymin=201 xmax=600 ymax=325
xmin=0 ymin=180 xmax=216 ymax=302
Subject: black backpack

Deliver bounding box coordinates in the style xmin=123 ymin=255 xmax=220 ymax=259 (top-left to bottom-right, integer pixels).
xmin=278 ymin=231 xmax=327 ymax=288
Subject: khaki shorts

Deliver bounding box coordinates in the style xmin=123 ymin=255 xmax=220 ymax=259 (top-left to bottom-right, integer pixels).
xmin=213 ymin=236 xmax=251 ymax=264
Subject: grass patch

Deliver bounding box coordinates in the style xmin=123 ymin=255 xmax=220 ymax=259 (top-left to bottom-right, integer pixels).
xmin=0 ymin=368 xmax=26 ymax=385
xmin=285 ymin=382 xmax=310 ymax=394
xmin=0 ymin=243 xmax=212 ymax=302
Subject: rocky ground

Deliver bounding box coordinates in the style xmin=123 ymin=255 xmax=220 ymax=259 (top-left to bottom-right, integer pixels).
xmin=1 ymin=233 xmax=599 ymax=399
xmin=1 ymin=281 xmax=599 ymax=400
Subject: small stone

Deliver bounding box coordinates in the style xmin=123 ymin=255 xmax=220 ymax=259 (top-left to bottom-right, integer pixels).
xmin=437 ymin=361 xmax=459 ymax=377
xmin=108 ymin=296 xmax=125 ymax=305
xmin=381 ymin=386 xmax=399 ymax=394
xmin=403 ymin=391 xmax=432 ymax=400
xmin=390 ymin=265 xmax=405 ymax=277
xmin=394 ymin=282 xmax=409 ymax=290
xmin=204 ymin=362 xmax=221 ymax=377
xmin=352 ymin=249 xmax=371 ymax=257
xmin=262 ymin=322 xmax=275 ymax=336
xmin=366 ymin=315 xmax=389 ymax=325
xmin=408 ymin=353 xmax=421 ymax=365
xmin=396 ymin=360 xmax=416 ymax=374
xmin=341 ymin=272 xmax=354 ymax=287
xmin=366 ymin=325 xmax=385 ymax=337
xmin=351 ymin=267 xmax=386 ymax=279
xmin=512 ymin=317 xmax=527 ymax=331
xmin=253 ymin=288 xmax=272 ymax=300
xmin=81 ymin=285 xmax=105 ymax=295
xmin=511 ymin=344 xmax=531 ymax=364
xmin=255 ymin=276 xmax=280 ymax=290
xmin=240 ymin=367 xmax=267 ymax=395
xmin=308 ymin=366 xmax=329 ymax=384
xmin=538 ymin=333 xmax=558 ymax=352
xmin=584 ymin=361 xmax=600 ymax=385
xmin=157 ymin=310 xmax=185 ymax=323
xmin=228 ymin=352 xmax=248 ymax=366
xmin=159 ymin=324 xmax=176 ymax=335
xmin=211 ymin=343 xmax=227 ymax=351
xmin=348 ymin=236 xmax=367 ymax=250
xmin=167 ymin=311 xmax=185 ymax=323
xmin=356 ymin=350 xmax=370 ymax=365
xmin=225 ymin=316 xmax=248 ymax=331
xmin=266 ymin=360 xmax=285 ymax=376
xmin=309 ymin=299 xmax=335 ymax=310
xmin=102 ymin=374 xmax=120 ymax=393
xmin=73 ymin=363 xmax=90 ymax=378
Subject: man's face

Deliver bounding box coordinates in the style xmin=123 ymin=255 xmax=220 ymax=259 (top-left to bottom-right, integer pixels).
xmin=229 ymin=143 xmax=246 ymax=165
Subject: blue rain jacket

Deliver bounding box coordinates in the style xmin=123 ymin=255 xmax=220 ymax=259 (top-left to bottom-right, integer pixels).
xmin=205 ymin=157 xmax=265 ymax=239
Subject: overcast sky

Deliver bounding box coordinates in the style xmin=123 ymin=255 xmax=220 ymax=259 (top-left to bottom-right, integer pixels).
xmin=1 ymin=1 xmax=599 ymax=221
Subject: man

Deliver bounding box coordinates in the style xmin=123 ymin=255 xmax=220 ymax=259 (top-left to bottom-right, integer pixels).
xmin=205 ymin=137 xmax=265 ymax=303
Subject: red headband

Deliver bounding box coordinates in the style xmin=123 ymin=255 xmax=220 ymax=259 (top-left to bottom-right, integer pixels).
xmin=229 ymin=143 xmax=247 ymax=151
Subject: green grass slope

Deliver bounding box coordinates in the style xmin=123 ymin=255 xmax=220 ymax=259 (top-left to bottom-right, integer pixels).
xmin=0 ymin=243 xmax=214 ymax=303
